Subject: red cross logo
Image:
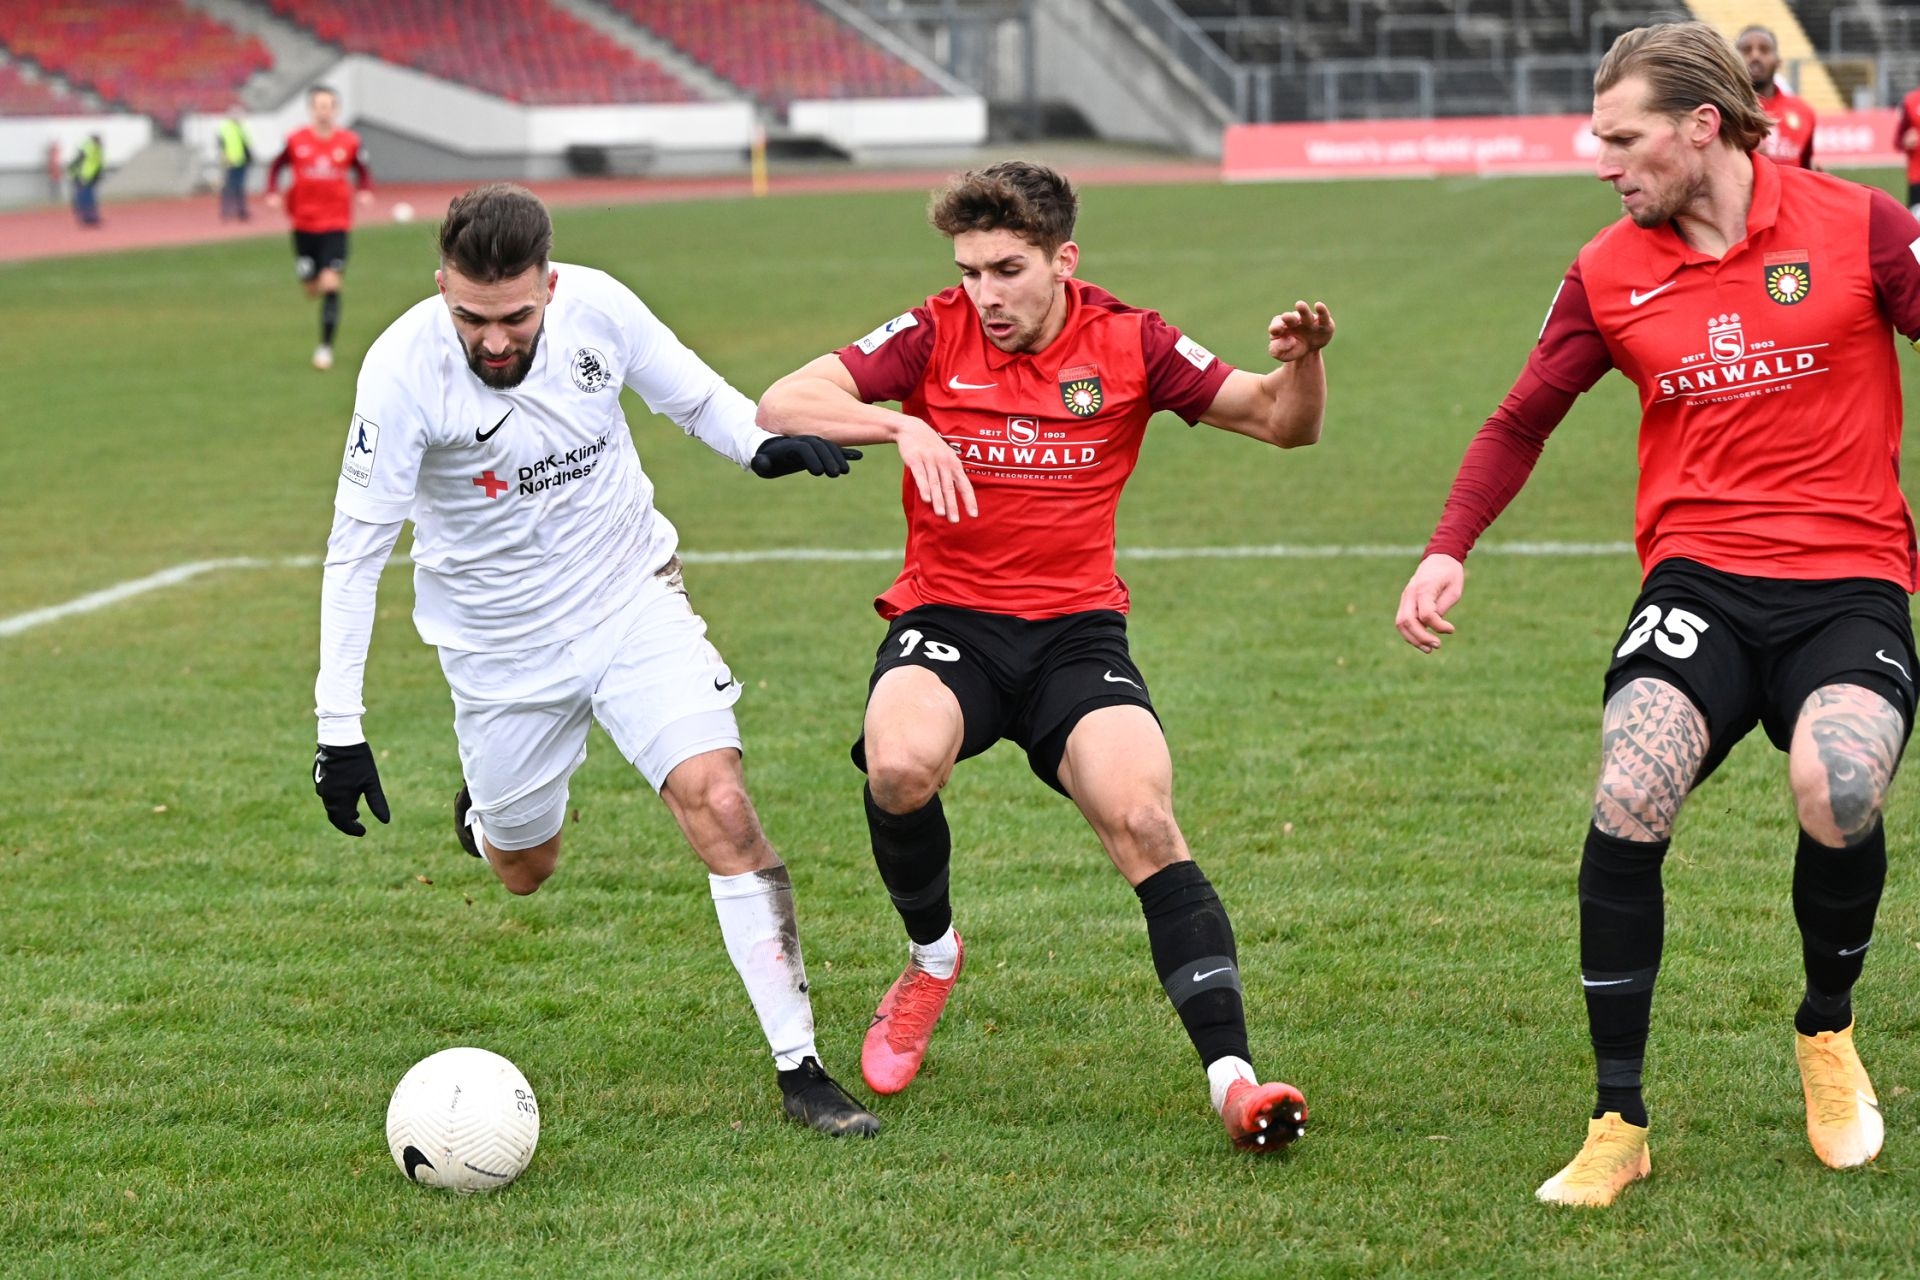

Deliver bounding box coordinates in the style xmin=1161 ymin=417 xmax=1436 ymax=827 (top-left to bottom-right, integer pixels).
xmin=473 ymin=470 xmax=509 ymax=499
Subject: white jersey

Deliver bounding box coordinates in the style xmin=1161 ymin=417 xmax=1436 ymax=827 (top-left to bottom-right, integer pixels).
xmin=334 ymin=262 xmax=773 ymax=652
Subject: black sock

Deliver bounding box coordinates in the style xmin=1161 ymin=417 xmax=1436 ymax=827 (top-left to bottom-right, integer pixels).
xmin=1579 ymin=825 xmax=1667 ymax=1127
xmin=865 ymin=785 xmax=951 ymax=946
xmin=1793 ymin=823 xmax=1886 ymax=1036
xmin=321 ymin=290 xmax=340 ymax=345
xmin=1135 ymin=860 xmax=1251 ymax=1069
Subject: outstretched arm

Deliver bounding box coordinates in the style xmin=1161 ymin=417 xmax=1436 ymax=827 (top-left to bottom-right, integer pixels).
xmin=1194 ymin=301 xmax=1334 ymax=447
xmin=313 ymin=510 xmax=402 ymax=835
xmin=760 ymin=354 xmax=977 ymax=521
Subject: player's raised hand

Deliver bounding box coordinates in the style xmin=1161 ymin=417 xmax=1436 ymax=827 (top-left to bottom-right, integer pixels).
xmin=1268 ymin=301 xmax=1335 ymax=362
xmin=1396 ymin=553 xmax=1465 ymax=653
xmin=751 ymin=435 xmax=863 ymax=478
xmin=264 ymin=190 xmax=282 ymax=210
xmin=896 ymin=418 xmax=977 ymax=523
xmin=314 ymin=741 xmax=391 ymax=836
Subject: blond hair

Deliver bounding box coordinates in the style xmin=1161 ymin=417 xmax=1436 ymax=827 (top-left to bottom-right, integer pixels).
xmin=1595 ymin=21 xmax=1771 ymax=152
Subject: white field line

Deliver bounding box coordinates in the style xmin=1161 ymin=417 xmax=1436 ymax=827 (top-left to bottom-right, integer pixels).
xmin=0 ymin=541 xmax=1634 ymax=639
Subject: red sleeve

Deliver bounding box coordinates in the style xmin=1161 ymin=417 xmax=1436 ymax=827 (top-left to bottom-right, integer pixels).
xmin=1139 ymin=312 xmax=1234 ymax=424
xmin=350 ymin=140 xmax=371 ymax=190
xmin=1421 ymin=263 xmax=1604 ymax=561
xmin=1868 ymin=186 xmax=1920 ymax=341
xmin=1529 ymin=259 xmax=1612 ymax=393
xmin=835 ymin=307 xmax=935 ymax=403
xmin=1422 ymin=364 xmax=1581 ymax=561
xmin=267 ymin=143 xmax=292 ymax=192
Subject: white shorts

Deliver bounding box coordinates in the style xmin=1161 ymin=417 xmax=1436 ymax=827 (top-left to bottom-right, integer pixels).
xmin=438 ymin=558 xmax=743 ymax=850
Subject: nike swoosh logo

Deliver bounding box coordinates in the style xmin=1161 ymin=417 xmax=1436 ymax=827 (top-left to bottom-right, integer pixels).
xmin=947 ymin=375 xmax=997 ymax=390
xmin=1103 ymin=671 xmax=1140 ymax=688
xmin=713 ymin=675 xmax=735 ymax=691
xmin=476 ymin=407 xmax=512 ymax=443
xmin=313 ymin=762 xmax=324 ymax=785
xmin=1837 ymin=941 xmax=1872 ymax=957
xmin=1876 ymin=650 xmax=1910 ymax=680
xmin=1581 ymin=977 xmax=1635 ymax=987
xmin=1629 ymin=282 xmax=1676 ymax=306
xmin=1861 ymin=1091 xmax=1882 ymax=1114
xmin=401 ymin=1145 xmax=435 ymax=1182
xmin=1191 ymin=966 xmax=1234 ymax=982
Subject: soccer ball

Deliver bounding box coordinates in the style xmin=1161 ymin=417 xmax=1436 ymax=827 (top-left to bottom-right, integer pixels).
xmin=390 ymin=200 xmax=415 ymax=224
xmin=386 ymin=1047 xmax=540 ymax=1193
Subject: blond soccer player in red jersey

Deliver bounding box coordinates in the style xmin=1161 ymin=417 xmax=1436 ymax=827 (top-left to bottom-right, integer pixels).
xmin=1737 ymin=25 xmax=1815 ymax=169
xmin=1397 ymin=21 xmax=1920 ymax=1206
xmin=266 ymin=85 xmax=373 ymax=371
xmin=756 ymin=161 xmax=1333 ymax=1152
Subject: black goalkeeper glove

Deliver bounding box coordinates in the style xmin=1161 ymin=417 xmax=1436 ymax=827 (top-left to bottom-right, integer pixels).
xmin=751 ymin=435 xmax=862 ymax=479
xmin=314 ymin=741 xmax=391 ymax=837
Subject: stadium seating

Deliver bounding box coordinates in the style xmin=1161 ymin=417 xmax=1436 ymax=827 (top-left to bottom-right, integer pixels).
xmin=0 ymin=62 xmax=94 ymax=116
xmin=608 ymin=0 xmax=941 ymax=109
xmin=0 ymin=0 xmax=269 ymax=130
xmin=261 ymin=0 xmax=694 ymax=105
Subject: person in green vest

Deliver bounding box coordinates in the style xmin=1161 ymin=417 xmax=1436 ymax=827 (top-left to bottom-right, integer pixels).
xmin=217 ymin=108 xmax=253 ymax=222
xmin=67 ymin=132 xmax=102 ymax=227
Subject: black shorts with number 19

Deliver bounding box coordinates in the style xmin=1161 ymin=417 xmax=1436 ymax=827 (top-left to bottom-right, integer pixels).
xmin=1602 ymin=557 xmax=1918 ymax=784
xmin=853 ymin=604 xmax=1157 ymax=796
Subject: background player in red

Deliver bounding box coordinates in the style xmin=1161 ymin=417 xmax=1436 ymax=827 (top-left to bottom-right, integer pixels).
xmin=757 ymin=160 xmax=1334 ymax=1153
xmin=1895 ymin=80 xmax=1920 ymax=214
xmin=1396 ymin=22 xmax=1920 ymax=1206
xmin=1737 ymin=25 xmax=1814 ymax=169
xmin=267 ymin=85 xmax=372 ymax=371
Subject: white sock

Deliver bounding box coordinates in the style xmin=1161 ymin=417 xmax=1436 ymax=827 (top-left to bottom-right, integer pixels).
xmin=909 ymin=925 xmax=960 ymax=980
xmin=709 ymin=865 xmax=818 ymax=1072
xmin=1207 ymin=1055 xmax=1257 ymax=1115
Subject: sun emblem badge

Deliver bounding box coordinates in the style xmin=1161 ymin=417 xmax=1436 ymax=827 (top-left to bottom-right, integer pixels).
xmin=1059 ymin=363 xmax=1103 ymax=417
xmin=1763 ymin=251 xmax=1811 ymax=306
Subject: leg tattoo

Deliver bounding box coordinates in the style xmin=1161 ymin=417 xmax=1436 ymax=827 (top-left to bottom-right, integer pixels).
xmin=1797 ymin=686 xmax=1903 ymax=847
xmin=1593 ymin=678 xmax=1708 ymax=841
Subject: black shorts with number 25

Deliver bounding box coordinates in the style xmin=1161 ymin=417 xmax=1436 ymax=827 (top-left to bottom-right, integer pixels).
xmin=1603 ymin=558 xmax=1918 ymax=783
xmin=852 ymin=604 xmax=1157 ymax=796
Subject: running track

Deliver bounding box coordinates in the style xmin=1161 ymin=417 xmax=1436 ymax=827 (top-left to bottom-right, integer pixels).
xmin=0 ymin=160 xmax=1216 ymax=265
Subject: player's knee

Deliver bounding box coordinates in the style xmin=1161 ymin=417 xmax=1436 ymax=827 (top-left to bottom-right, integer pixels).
xmin=1592 ymin=769 xmax=1680 ymax=839
xmin=1792 ymin=757 xmax=1884 ymax=847
xmin=864 ymin=746 xmax=944 ymax=814
xmin=1112 ymin=801 xmax=1182 ymax=862
xmin=491 ymin=847 xmax=557 ymax=896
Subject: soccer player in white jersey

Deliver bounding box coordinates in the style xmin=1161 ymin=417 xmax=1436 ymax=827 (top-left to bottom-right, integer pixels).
xmin=310 ymin=183 xmax=878 ymax=1136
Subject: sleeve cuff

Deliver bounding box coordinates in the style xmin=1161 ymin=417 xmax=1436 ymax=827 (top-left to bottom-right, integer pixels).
xmin=317 ymin=715 xmax=365 ymax=746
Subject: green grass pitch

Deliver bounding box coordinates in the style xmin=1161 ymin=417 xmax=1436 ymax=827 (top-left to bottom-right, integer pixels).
xmin=3 ymin=170 xmax=1917 ymax=1277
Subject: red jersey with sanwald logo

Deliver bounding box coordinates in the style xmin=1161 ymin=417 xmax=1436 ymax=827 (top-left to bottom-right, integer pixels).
xmin=838 ymin=279 xmax=1233 ymax=618
xmin=1503 ymin=157 xmax=1920 ymax=589
xmin=269 ymin=126 xmax=369 ymax=233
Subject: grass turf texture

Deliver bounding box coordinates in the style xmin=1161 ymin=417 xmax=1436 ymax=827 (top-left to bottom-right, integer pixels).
xmin=4 ymin=171 xmax=1917 ymax=1277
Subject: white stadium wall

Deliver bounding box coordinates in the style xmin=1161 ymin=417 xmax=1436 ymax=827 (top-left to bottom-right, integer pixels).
xmin=0 ymin=114 xmax=151 ymax=205
xmin=785 ymin=95 xmax=987 ymax=155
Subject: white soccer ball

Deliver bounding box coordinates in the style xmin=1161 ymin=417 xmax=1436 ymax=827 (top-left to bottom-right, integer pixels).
xmin=390 ymin=200 xmax=415 ymax=224
xmin=386 ymin=1047 xmax=540 ymax=1193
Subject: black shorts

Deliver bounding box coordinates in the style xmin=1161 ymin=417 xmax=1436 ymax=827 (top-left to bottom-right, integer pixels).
xmin=293 ymin=230 xmax=349 ymax=281
xmin=1603 ymin=558 xmax=1917 ymax=782
xmin=852 ymin=604 xmax=1157 ymax=796
xmin=1908 ymin=182 xmax=1920 ymax=213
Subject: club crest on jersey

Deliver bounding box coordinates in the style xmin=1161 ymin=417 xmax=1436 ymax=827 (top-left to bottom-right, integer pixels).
xmin=1764 ymin=250 xmax=1811 ymax=306
xmin=1059 ymin=364 xmax=1103 ymax=417
xmin=571 ymin=347 xmax=615 ymax=393
xmin=1708 ymin=313 xmax=1745 ymax=364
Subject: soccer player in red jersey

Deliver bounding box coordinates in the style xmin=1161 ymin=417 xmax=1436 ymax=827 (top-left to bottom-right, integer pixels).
xmin=1895 ymin=82 xmax=1920 ymax=213
xmin=1737 ymin=25 xmax=1814 ymax=169
xmin=267 ymin=85 xmax=372 ymax=371
xmin=757 ymin=161 xmax=1334 ymax=1152
xmin=1396 ymin=22 xmax=1920 ymax=1205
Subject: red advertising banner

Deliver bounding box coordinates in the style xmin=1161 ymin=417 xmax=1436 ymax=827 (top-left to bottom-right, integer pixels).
xmin=1222 ymin=109 xmax=1903 ymax=182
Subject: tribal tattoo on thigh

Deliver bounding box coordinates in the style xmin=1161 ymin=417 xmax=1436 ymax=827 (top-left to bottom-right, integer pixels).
xmin=1593 ymin=677 xmax=1709 ymax=841
xmin=1801 ymin=686 xmax=1904 ymax=844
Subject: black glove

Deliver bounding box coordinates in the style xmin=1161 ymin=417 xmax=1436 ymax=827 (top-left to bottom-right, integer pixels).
xmin=314 ymin=741 xmax=391 ymax=837
xmin=751 ymin=435 xmax=862 ymax=478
